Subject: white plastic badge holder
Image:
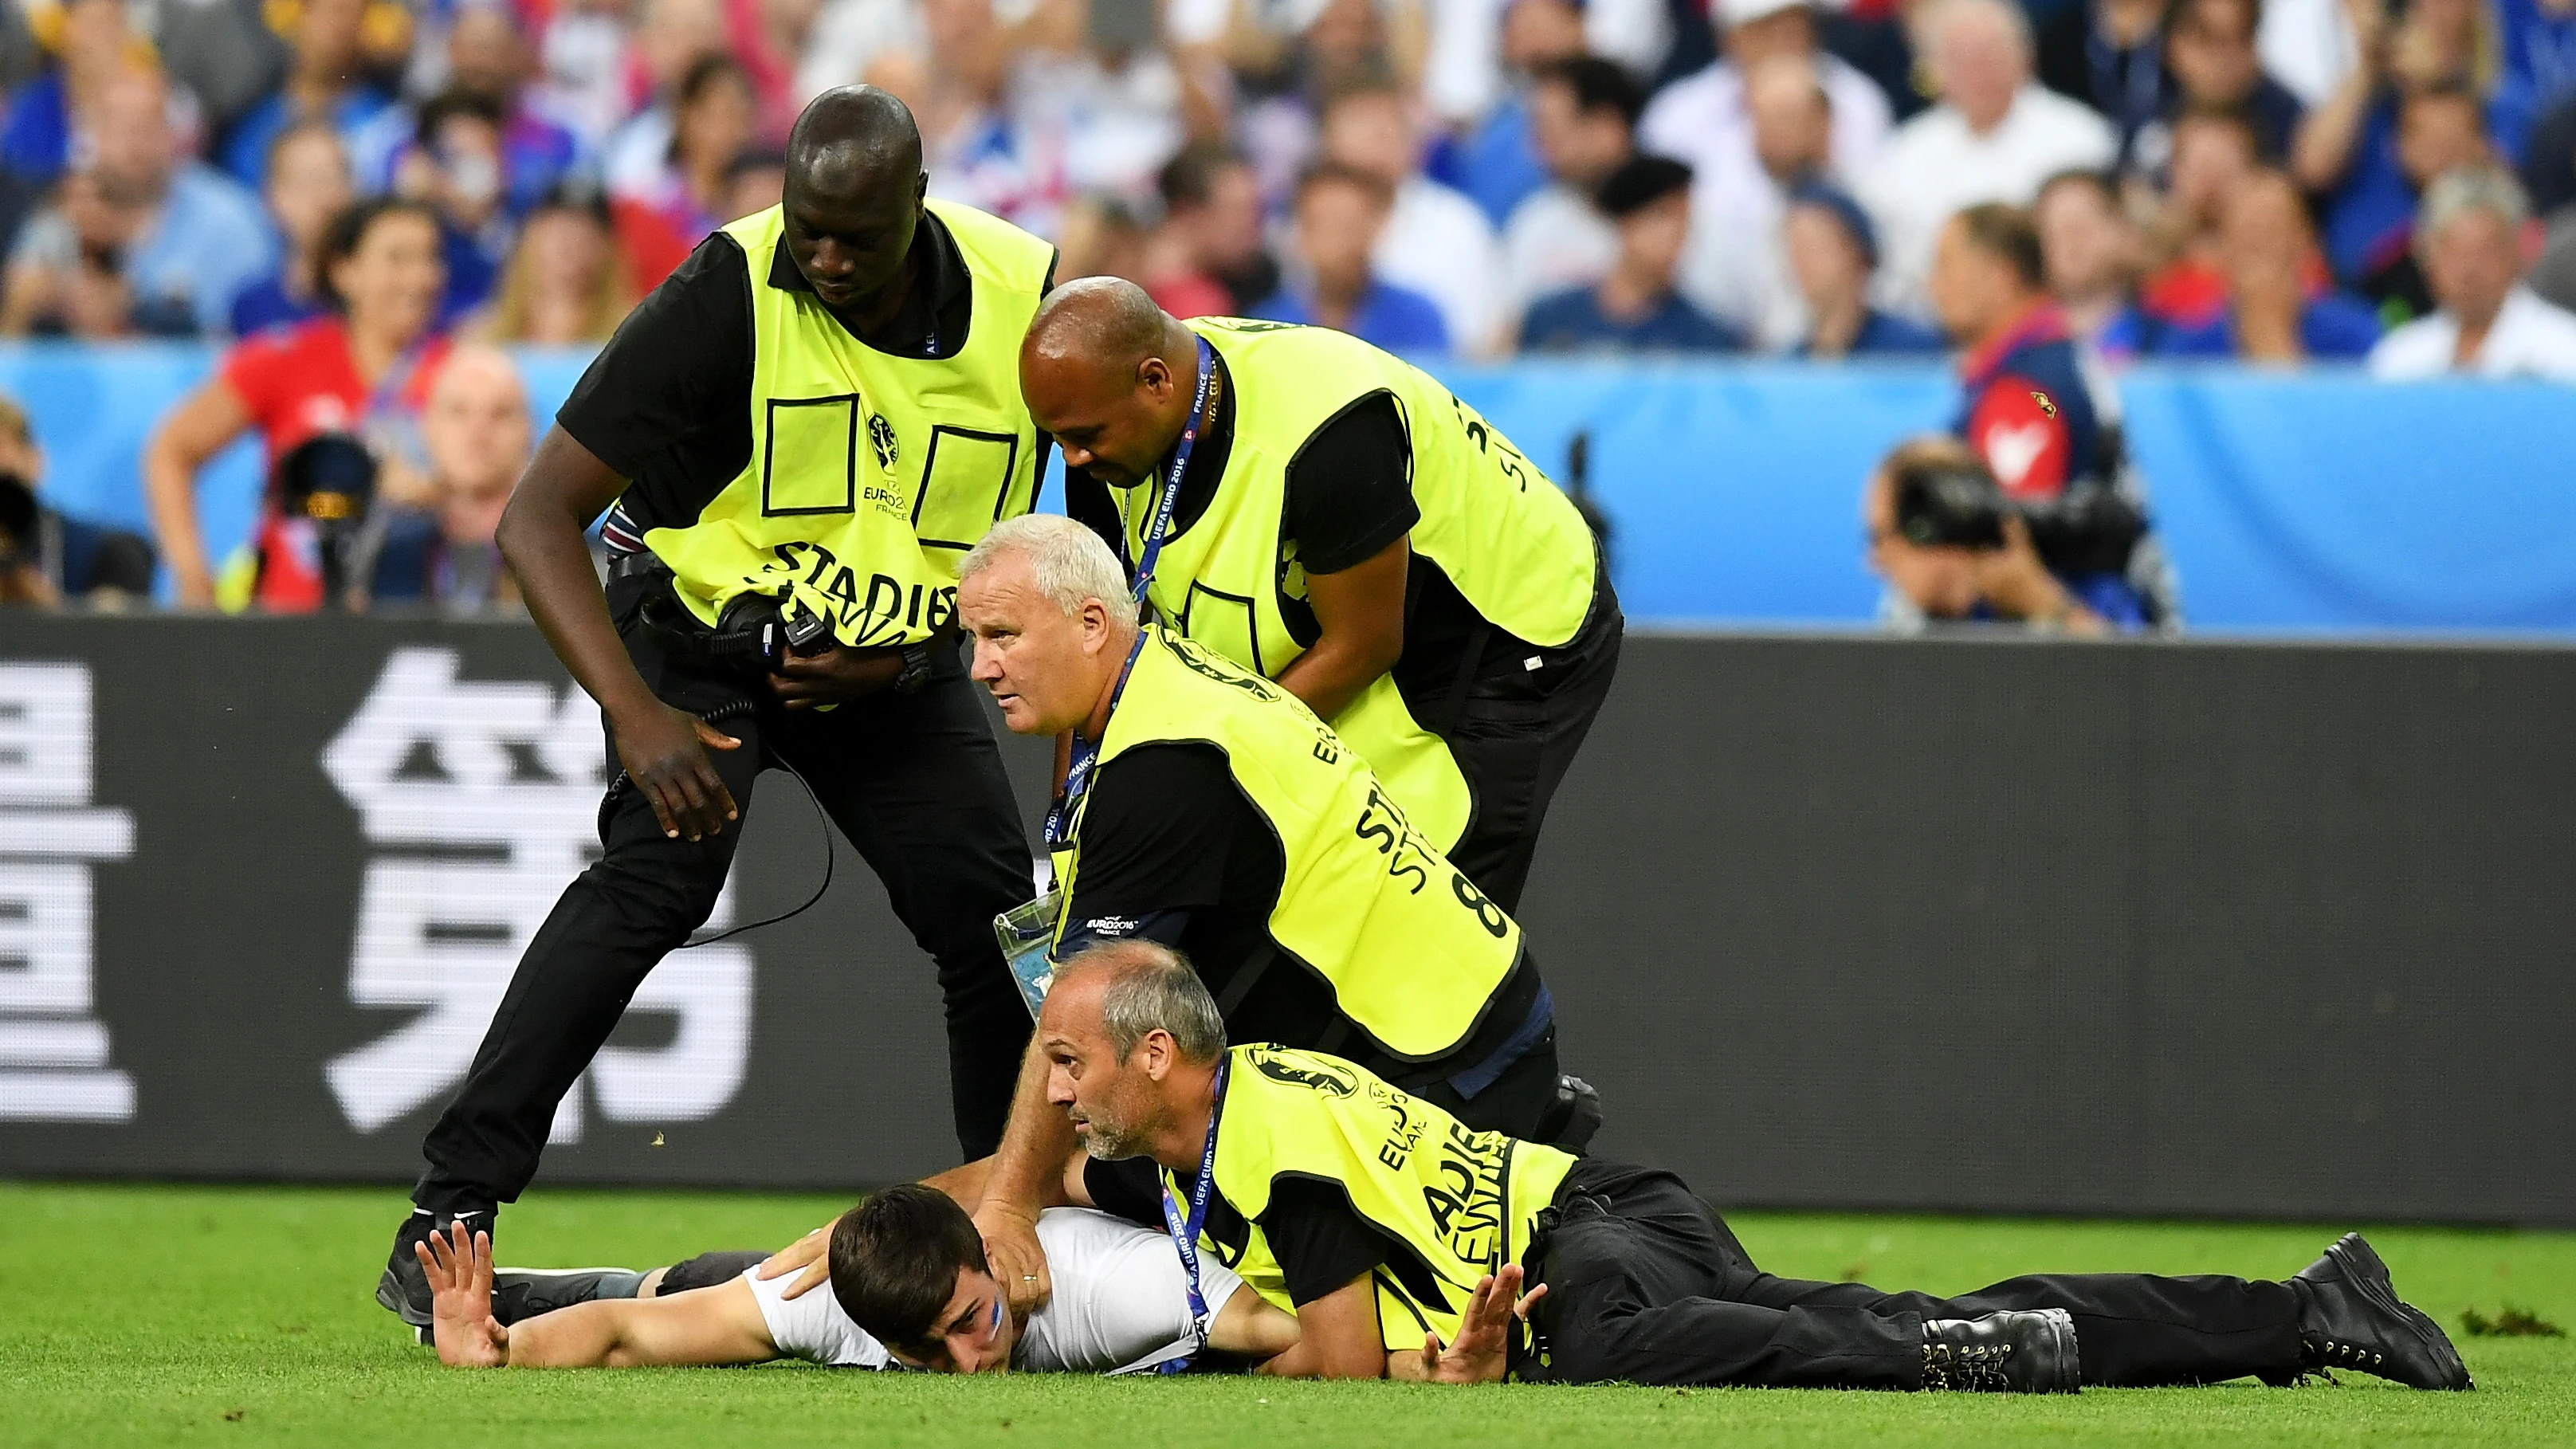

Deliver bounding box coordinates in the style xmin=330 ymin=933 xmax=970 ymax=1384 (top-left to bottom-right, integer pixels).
xmin=993 ymin=887 xmax=1061 ymax=1019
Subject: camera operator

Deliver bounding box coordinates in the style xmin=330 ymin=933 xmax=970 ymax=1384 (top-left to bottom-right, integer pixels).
xmin=1921 ymin=202 xmax=2181 ymax=632
xmin=1864 ymin=436 xmax=2113 ymax=634
xmin=0 ymin=395 xmax=155 ymax=607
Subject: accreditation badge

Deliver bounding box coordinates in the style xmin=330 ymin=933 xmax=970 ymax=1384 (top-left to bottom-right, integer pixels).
xmin=992 ymin=887 xmax=1062 ymax=1019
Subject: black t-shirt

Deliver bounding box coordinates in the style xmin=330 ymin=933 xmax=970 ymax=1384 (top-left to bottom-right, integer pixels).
xmin=1057 ymin=736 xmax=1545 ymax=1083
xmin=1056 ymin=740 xmax=1340 ymax=1050
xmin=1085 ymin=1154 xmax=1391 ymax=1307
xmin=556 ymin=210 xmax=1038 ymax=544
xmin=1061 ymin=365 xmax=1541 ymax=703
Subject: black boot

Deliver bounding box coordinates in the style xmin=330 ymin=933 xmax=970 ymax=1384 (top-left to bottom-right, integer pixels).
xmin=378 ymin=1206 xmax=499 ymax=1333
xmin=2290 ymin=1233 xmax=2472 ymax=1390
xmin=1920 ymin=1310 xmax=2082 ymax=1392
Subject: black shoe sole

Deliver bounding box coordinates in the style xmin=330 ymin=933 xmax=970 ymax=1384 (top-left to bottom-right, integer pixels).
xmin=2325 ymin=1234 xmax=2473 ymax=1391
xmin=377 ymin=1262 xmax=432 ymax=1329
xmin=2028 ymin=1307 xmax=2083 ymax=1394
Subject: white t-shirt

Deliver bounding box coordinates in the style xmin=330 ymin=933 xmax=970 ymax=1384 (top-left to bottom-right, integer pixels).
xmin=743 ymin=1207 xmax=1245 ymax=1372
xmin=2366 ymin=287 xmax=2576 ymax=383
xmin=1858 ymin=86 xmax=2118 ymax=314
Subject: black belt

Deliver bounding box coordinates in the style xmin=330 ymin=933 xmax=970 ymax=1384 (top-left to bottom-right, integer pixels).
xmin=607 ymin=551 xmax=670 ymax=582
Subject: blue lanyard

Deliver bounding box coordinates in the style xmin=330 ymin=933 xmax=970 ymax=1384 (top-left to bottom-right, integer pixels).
xmin=1042 ymin=336 xmax=1218 ymax=855
xmin=1042 ymin=628 xmax=1145 ymax=851
xmin=1130 ymin=336 xmax=1217 ymax=609
xmin=1155 ymin=1055 xmax=1228 ymax=1375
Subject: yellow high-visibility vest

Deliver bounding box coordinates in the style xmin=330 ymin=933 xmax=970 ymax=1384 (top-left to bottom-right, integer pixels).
xmin=643 ymin=200 xmax=1053 ymax=647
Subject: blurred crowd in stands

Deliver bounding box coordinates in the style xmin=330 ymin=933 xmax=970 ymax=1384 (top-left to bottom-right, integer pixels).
xmin=0 ymin=0 xmax=2568 ymax=364
xmin=1 ymin=0 xmax=2574 ymax=611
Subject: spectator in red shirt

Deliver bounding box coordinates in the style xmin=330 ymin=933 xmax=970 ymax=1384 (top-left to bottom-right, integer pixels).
xmin=2138 ymin=103 xmax=2259 ymax=332
xmin=1926 ymin=201 xmax=2177 ymax=629
xmin=143 ymin=198 xmax=450 ymax=611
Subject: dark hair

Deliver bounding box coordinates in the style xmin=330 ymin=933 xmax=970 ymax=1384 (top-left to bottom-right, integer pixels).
xmin=314 ymin=198 xmax=441 ymax=312
xmin=2164 ymin=0 xmax=2262 ymax=41
xmin=2401 ymin=77 xmax=2488 ymax=128
xmin=2036 ymin=167 xmax=2121 ymax=210
xmin=1294 ymin=159 xmax=1393 ymax=209
xmin=1534 ymin=57 xmax=1649 ymax=130
xmin=1318 ymin=73 xmax=1408 ymax=126
xmin=828 ymin=1185 xmax=991 ymax=1356
xmin=727 ymin=145 xmax=787 ymax=183
xmin=414 ymin=85 xmax=506 ymax=150
xmin=1157 ymin=141 xmax=1249 ymax=210
xmin=2170 ymin=99 xmax=2260 ymax=151
xmin=678 ymin=53 xmax=750 ymax=112
xmin=1951 ymin=201 xmax=2044 ymax=289
xmin=1594 ymin=153 xmax=1693 ymax=217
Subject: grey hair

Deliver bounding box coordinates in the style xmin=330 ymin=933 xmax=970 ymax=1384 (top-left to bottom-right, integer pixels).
xmin=2419 ymin=165 xmax=2530 ymax=246
xmin=1059 ymin=940 xmax=1227 ymax=1064
xmin=960 ymin=514 xmax=1137 ymax=629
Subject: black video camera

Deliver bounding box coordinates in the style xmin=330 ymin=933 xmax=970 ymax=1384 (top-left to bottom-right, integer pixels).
xmin=718 ymin=588 xmax=835 ymax=670
xmin=272 ymin=434 xmax=379 ymax=607
xmin=1891 ymin=453 xmax=2149 ymax=579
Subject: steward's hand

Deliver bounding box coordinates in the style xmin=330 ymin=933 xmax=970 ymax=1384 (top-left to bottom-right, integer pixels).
xmin=768 ymin=645 xmax=905 ymax=709
xmin=1411 ymin=1264 xmax=1543 ymax=1384
xmin=615 ymin=703 xmax=740 ymax=841
xmin=756 ymin=1223 xmax=831 ymax=1302
xmin=974 ymin=1200 xmax=1052 ymax=1317
xmin=416 ymin=1221 xmax=510 ymax=1368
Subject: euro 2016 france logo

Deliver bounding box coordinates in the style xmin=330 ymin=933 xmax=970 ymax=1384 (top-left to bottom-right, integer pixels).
xmin=869 ymin=414 xmax=898 ymax=470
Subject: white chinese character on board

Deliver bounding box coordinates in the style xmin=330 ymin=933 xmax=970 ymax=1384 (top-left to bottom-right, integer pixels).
xmin=0 ymin=663 xmax=137 ymax=1121
xmin=322 ymin=647 xmax=752 ymax=1140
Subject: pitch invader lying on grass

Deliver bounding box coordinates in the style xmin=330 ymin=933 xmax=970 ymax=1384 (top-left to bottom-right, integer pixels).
xmin=414 ymin=1198 xmax=1298 ymax=1373
xmin=856 ymin=940 xmax=2467 ymax=1392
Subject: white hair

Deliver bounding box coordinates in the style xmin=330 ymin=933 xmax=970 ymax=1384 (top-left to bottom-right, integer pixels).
xmin=960 ymin=514 xmax=1138 ymax=628
xmin=2419 ymin=165 xmax=2530 ymax=246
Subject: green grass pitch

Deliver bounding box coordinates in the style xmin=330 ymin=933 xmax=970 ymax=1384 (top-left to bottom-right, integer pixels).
xmin=4 ymin=1182 xmax=2571 ymax=1447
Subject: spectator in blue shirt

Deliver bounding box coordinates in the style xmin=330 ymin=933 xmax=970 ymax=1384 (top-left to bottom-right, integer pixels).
xmin=1427 ymin=0 xmax=1587 ymax=227
xmin=391 ymin=88 xmax=519 ymax=324
xmin=0 ymin=0 xmax=141 ymax=187
xmin=219 ymin=0 xmax=393 ymax=189
xmin=1247 ymin=164 xmax=1451 ymax=353
xmin=1521 ymin=155 xmax=1745 ymax=353
xmin=1783 ymin=181 xmax=1947 ymax=358
xmin=1 ymin=69 xmax=274 ymax=337
xmin=347 ymin=6 xmax=583 ymax=220
xmin=230 ymin=121 xmax=355 ymax=336
xmin=2146 ymin=169 xmax=2384 ymax=360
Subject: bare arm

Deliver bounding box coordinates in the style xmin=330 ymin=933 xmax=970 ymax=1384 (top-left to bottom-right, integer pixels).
xmin=497 ymin=424 xmax=741 ymax=842
xmin=420 ymin=1221 xmax=777 ymax=1368
xmin=505 ymin=1279 xmax=780 ymax=1368
xmin=974 ymin=1037 xmax=1078 ymax=1315
xmin=1255 ymin=1273 xmax=1388 ymax=1380
xmin=1274 ymin=536 xmax=1409 ymax=725
xmin=1210 ymin=1286 xmax=1304 ymax=1361
xmin=141 ymin=378 xmax=253 ymax=608
xmin=2291 ymin=0 xmax=2387 ymax=191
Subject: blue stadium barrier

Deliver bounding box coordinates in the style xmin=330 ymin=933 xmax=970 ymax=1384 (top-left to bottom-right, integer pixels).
xmin=8 ymin=341 xmax=2574 ymax=634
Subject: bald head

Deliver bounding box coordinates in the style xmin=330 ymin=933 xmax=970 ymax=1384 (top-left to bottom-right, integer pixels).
xmin=788 ymin=85 xmax=923 ymax=195
xmin=1019 ymin=279 xmax=1202 ymax=489
xmin=424 ymin=345 xmax=531 ymax=500
xmin=777 ymin=86 xmax=929 ymax=313
xmin=1026 ymin=277 xmax=1172 ymax=379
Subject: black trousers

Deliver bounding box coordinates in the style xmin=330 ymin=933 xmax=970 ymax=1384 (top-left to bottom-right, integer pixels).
xmin=414 ymin=580 xmax=1035 ymax=1213
xmin=1429 ymin=587 xmax=1624 ymax=915
xmin=1522 ymin=1160 xmax=2306 ymax=1389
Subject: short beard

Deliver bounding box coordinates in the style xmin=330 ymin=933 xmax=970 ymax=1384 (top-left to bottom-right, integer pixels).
xmin=1076 ymin=1106 xmax=1153 ymax=1160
